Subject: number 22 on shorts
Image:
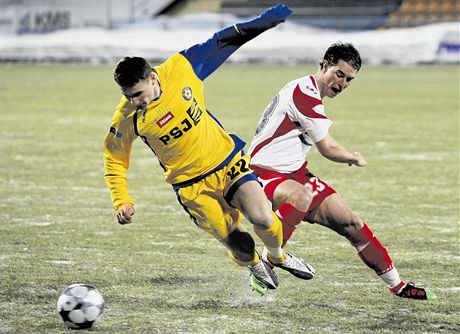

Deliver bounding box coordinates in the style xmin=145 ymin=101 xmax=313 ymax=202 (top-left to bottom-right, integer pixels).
xmin=227 ymin=158 xmax=250 ymax=181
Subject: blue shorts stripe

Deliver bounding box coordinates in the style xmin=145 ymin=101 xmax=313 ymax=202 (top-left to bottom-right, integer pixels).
xmin=224 ymin=173 xmax=258 ymax=207
xmin=172 ymin=134 xmax=246 ymax=190
xmin=174 ymin=188 xmax=199 ymax=227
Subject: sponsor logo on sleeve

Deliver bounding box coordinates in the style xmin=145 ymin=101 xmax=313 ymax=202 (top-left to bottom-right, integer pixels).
xmin=110 ymin=126 xmax=123 ymax=138
xmin=186 ymin=98 xmax=202 ymax=125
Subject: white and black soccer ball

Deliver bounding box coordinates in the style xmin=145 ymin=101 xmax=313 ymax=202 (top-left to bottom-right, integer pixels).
xmin=57 ymin=284 xmax=104 ymax=330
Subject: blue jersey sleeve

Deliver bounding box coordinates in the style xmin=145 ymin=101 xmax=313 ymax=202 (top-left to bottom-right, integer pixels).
xmin=179 ymin=4 xmax=292 ymax=81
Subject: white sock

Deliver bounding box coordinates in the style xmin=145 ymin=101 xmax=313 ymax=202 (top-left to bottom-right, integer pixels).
xmin=379 ymin=267 xmax=402 ymax=288
xmin=266 ymin=246 xmax=283 ymax=260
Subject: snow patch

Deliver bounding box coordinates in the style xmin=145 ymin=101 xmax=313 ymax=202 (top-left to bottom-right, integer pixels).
xmin=0 ymin=17 xmax=457 ymax=65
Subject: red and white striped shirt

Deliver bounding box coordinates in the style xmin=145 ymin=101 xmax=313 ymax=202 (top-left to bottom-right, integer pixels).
xmin=248 ymin=75 xmax=332 ymax=174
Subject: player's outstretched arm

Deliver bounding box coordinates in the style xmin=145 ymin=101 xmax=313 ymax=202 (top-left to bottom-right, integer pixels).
xmin=180 ymin=3 xmax=292 ymax=80
xmin=103 ymin=116 xmax=137 ymax=218
xmin=315 ymin=133 xmax=367 ymax=167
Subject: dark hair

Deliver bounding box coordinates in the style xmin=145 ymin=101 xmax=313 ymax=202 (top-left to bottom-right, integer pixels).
xmin=113 ymin=56 xmax=153 ymax=89
xmin=321 ymin=42 xmax=362 ymax=71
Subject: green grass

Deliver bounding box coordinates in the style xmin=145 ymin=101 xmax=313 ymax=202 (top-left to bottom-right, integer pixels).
xmin=0 ymin=63 xmax=459 ymax=333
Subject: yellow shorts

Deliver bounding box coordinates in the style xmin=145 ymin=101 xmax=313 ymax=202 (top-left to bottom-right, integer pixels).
xmin=175 ymin=152 xmax=256 ymax=240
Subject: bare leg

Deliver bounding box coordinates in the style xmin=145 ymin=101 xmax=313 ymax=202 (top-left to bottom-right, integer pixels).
xmin=232 ymin=180 xmax=274 ymax=229
xmin=273 ymin=179 xmax=312 ymax=212
xmin=272 ymin=177 xmax=434 ymax=298
xmin=309 ymin=193 xmax=363 ymax=237
xmin=231 ymin=180 xmax=284 ymax=260
xmin=272 ymin=179 xmax=313 ymax=246
xmin=231 ymin=180 xmax=315 ymax=281
xmin=311 ymin=193 xmax=403 ymax=289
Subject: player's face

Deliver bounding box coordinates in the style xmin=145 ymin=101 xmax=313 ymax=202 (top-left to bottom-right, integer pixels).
xmin=321 ymin=60 xmax=357 ymax=98
xmin=122 ymin=73 xmax=161 ymax=110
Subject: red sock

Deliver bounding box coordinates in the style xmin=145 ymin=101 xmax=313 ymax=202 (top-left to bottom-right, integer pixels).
xmin=348 ymin=223 xmax=394 ymax=275
xmin=277 ymin=204 xmax=307 ymax=247
xmin=389 ymin=281 xmax=407 ymax=294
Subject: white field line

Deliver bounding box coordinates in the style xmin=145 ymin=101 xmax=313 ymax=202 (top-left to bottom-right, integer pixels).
xmin=46 ymin=260 xmax=74 ymax=265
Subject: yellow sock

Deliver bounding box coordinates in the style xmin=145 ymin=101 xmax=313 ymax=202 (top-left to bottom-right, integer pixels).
xmin=227 ymin=250 xmax=259 ymax=267
xmin=253 ymin=212 xmax=285 ymax=263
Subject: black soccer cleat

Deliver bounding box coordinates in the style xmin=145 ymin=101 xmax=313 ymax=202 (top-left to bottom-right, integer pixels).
xmin=396 ymin=282 xmax=437 ymax=300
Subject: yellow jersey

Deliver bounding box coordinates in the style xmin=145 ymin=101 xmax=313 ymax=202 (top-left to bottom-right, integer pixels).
xmin=104 ymin=53 xmax=244 ymax=210
xmin=104 ymin=4 xmax=291 ymax=210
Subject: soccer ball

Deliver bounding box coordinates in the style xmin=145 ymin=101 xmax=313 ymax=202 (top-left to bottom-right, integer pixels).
xmin=57 ymin=284 xmax=104 ymax=329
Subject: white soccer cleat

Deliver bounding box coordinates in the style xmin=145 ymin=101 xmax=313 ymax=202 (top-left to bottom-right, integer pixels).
xmin=248 ymin=259 xmax=279 ymax=290
xmin=262 ymin=247 xmax=315 ymax=280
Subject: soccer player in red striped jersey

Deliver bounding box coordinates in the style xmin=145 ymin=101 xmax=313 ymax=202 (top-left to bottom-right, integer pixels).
xmin=248 ymin=42 xmax=436 ymax=300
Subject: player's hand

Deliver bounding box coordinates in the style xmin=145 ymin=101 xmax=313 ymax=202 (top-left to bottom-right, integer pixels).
xmin=348 ymin=152 xmax=367 ymax=167
xmin=116 ymin=204 xmax=135 ymax=225
xmin=261 ymin=3 xmax=292 ymax=24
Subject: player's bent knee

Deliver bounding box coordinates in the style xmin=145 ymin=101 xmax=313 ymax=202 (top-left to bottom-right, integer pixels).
xmin=249 ymin=211 xmax=274 ymax=229
xmin=227 ymin=230 xmax=255 ymax=262
xmin=288 ymin=186 xmax=312 ymax=211
xmin=342 ymin=215 xmax=364 ymax=238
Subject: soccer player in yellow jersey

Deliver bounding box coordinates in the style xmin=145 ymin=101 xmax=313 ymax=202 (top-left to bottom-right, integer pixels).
xmin=103 ymin=4 xmax=314 ymax=292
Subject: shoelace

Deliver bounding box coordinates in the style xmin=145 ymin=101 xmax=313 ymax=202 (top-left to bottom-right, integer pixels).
xmin=282 ymin=253 xmax=305 ymax=270
xmin=251 ymin=261 xmax=269 ymax=275
xmin=253 ymin=261 xmax=276 ymax=278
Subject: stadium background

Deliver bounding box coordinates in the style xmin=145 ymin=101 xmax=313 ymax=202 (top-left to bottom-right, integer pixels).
xmin=0 ymin=0 xmax=459 ymax=64
xmin=0 ymin=1 xmax=459 ymax=333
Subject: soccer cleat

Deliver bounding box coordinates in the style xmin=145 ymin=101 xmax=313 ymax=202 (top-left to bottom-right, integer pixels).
xmin=395 ymin=282 xmax=437 ymax=300
xmin=249 ymin=274 xmax=268 ymax=296
xmin=248 ymin=259 xmax=279 ymax=290
xmin=263 ymin=248 xmax=315 ymax=280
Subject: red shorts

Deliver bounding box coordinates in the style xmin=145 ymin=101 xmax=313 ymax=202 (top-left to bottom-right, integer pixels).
xmin=250 ymin=162 xmax=336 ymax=221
